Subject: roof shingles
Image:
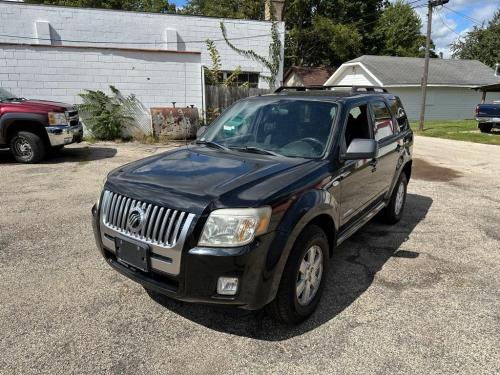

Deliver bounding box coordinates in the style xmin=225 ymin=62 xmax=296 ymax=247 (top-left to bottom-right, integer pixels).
xmin=349 ymin=55 xmax=500 ymax=86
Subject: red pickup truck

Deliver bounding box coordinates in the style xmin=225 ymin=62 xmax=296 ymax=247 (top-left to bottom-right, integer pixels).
xmin=0 ymin=87 xmax=83 ymax=163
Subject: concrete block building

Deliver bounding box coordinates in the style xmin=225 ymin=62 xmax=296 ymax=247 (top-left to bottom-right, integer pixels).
xmin=0 ymin=1 xmax=285 ymax=117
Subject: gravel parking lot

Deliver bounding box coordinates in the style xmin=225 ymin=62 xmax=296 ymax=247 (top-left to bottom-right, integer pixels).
xmin=1 ymin=137 xmax=499 ymax=375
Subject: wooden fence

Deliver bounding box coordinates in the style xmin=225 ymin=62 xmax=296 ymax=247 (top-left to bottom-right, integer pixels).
xmin=205 ymin=85 xmax=271 ymax=115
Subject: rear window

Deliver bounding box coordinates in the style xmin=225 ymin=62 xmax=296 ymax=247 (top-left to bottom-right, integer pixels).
xmin=388 ymin=97 xmax=409 ymax=131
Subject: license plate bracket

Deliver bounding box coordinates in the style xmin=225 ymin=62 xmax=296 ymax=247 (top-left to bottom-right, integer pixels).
xmin=115 ymin=237 xmax=150 ymax=272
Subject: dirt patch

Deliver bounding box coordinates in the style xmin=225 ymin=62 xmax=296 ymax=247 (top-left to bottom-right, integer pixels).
xmin=412 ymin=158 xmax=462 ymax=182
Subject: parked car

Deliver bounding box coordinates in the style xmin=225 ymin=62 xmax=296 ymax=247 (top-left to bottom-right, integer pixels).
xmin=92 ymin=85 xmax=413 ymax=324
xmin=0 ymin=88 xmax=83 ymax=163
xmin=476 ymin=101 xmax=500 ymax=133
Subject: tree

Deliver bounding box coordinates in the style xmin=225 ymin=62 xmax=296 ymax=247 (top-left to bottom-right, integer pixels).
xmin=24 ymin=0 xmax=176 ymax=13
xmin=284 ymin=0 xmax=386 ymax=68
xmin=287 ymin=16 xmax=362 ymax=67
xmin=451 ymin=10 xmax=500 ymax=68
xmin=374 ymin=0 xmax=436 ymax=58
xmin=180 ymin=0 xmax=266 ymax=19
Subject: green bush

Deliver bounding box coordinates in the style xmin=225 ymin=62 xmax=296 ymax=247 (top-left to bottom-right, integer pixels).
xmin=77 ymin=85 xmax=136 ymax=140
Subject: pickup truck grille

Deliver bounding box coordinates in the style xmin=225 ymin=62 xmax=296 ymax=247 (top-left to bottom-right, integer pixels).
xmin=66 ymin=110 xmax=79 ymax=126
xmin=101 ymin=190 xmax=190 ymax=247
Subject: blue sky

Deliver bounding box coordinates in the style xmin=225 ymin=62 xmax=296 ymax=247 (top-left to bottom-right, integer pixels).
xmin=172 ymin=0 xmax=500 ymax=57
xmin=410 ymin=0 xmax=500 ymax=57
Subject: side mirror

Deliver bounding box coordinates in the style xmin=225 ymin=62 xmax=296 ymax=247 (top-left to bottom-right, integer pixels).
xmin=342 ymin=139 xmax=378 ymax=160
xmin=196 ymin=126 xmax=207 ymax=139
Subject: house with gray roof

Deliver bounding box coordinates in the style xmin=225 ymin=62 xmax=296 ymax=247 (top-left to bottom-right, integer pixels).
xmin=324 ymin=55 xmax=500 ymax=121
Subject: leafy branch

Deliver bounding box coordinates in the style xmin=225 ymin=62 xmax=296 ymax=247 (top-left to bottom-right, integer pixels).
xmin=204 ymin=39 xmax=243 ymax=86
xmin=219 ymin=1 xmax=282 ymax=88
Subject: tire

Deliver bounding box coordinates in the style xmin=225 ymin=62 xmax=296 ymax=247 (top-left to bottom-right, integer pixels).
xmin=478 ymin=123 xmax=493 ymax=133
xmin=267 ymin=224 xmax=329 ymax=324
xmin=381 ymin=173 xmax=408 ymax=224
xmin=9 ymin=131 xmax=47 ymax=164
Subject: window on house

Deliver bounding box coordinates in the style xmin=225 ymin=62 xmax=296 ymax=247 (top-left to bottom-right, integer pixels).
xmin=217 ymin=71 xmax=259 ymax=88
xmin=371 ymin=100 xmax=396 ymax=142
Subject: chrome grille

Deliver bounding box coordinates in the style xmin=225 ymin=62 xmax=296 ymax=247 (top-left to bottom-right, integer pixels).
xmin=66 ymin=110 xmax=79 ymax=126
xmin=101 ymin=190 xmax=190 ymax=247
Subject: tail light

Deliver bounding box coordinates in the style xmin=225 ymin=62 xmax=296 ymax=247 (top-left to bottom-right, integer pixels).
xmin=475 ymin=105 xmax=479 ymax=116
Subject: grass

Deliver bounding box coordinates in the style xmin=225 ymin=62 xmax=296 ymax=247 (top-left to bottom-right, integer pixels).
xmin=413 ymin=120 xmax=500 ymax=146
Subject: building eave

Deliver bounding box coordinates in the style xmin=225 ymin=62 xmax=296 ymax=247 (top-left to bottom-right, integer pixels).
xmin=324 ymin=62 xmax=383 ymax=86
xmin=0 ymin=42 xmax=201 ymax=55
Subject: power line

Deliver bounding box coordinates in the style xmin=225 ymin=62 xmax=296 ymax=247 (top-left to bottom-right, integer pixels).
xmin=442 ymin=5 xmax=483 ymax=26
xmin=437 ymin=10 xmax=462 ymax=37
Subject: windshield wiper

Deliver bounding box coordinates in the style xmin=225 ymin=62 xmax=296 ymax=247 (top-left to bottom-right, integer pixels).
xmin=195 ymin=140 xmax=229 ymax=151
xmin=228 ymin=145 xmax=281 ymax=157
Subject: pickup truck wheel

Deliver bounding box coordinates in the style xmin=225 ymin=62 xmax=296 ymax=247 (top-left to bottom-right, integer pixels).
xmin=10 ymin=131 xmax=47 ymax=164
xmin=478 ymin=123 xmax=493 ymax=133
xmin=381 ymin=173 xmax=407 ymax=224
xmin=267 ymin=224 xmax=329 ymax=324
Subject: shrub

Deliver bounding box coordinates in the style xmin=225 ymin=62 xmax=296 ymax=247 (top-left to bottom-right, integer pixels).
xmin=77 ymin=85 xmax=137 ymax=140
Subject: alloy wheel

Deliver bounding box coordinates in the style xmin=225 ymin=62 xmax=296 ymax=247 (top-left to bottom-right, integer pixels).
xmin=394 ymin=180 xmax=405 ymax=215
xmin=296 ymin=244 xmax=323 ymax=306
xmin=13 ymin=137 xmax=33 ymax=160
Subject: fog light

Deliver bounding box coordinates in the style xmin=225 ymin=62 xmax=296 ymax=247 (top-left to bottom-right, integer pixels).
xmin=217 ymin=277 xmax=239 ymax=295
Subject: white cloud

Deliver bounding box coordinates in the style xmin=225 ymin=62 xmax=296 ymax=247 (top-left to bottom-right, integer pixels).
xmin=470 ymin=3 xmax=499 ymax=24
xmin=416 ymin=7 xmax=471 ymax=58
xmin=388 ymin=0 xmax=499 ymax=57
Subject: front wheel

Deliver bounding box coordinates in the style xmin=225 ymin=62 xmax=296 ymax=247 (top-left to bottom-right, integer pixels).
xmin=381 ymin=173 xmax=408 ymax=224
xmin=10 ymin=131 xmax=47 ymax=163
xmin=267 ymin=225 xmax=329 ymax=324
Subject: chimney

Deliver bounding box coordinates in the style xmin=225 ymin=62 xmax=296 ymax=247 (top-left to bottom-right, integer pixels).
xmin=495 ymin=63 xmax=500 ymax=77
xmin=265 ymin=0 xmax=285 ymax=21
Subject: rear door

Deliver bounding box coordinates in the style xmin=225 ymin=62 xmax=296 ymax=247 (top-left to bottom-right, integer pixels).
xmin=338 ymin=103 xmax=380 ymax=226
xmin=369 ymin=99 xmax=401 ymax=195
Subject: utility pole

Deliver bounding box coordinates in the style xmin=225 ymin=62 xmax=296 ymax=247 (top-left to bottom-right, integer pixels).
xmin=418 ymin=0 xmax=449 ymax=132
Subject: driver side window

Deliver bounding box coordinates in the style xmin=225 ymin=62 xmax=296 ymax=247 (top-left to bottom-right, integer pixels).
xmin=344 ymin=104 xmax=372 ymax=148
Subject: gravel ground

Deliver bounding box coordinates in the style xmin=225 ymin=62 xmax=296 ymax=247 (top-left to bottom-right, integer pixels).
xmin=0 ymin=137 xmax=499 ymax=375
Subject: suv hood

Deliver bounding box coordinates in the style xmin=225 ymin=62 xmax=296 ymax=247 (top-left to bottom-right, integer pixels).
xmin=105 ymin=145 xmax=322 ymax=215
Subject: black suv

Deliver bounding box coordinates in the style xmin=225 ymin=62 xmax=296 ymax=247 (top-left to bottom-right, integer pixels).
xmin=92 ymin=86 xmax=413 ymax=324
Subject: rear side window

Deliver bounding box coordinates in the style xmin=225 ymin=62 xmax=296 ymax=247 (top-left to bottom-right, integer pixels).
xmin=371 ymin=100 xmax=396 ymax=142
xmin=388 ymin=97 xmax=409 ymax=131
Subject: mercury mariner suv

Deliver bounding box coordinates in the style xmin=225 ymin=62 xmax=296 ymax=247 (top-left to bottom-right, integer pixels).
xmin=92 ymin=86 xmax=413 ymax=324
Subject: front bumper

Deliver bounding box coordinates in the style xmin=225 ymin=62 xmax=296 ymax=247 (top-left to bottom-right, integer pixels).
xmin=92 ymin=204 xmax=285 ymax=310
xmin=46 ymin=123 xmax=83 ymax=146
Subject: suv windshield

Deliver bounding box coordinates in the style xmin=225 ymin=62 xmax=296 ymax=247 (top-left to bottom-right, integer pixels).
xmin=201 ymin=98 xmax=338 ymax=158
xmin=0 ymin=88 xmax=16 ymax=101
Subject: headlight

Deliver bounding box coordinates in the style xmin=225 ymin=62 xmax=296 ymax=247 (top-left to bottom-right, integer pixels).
xmin=198 ymin=207 xmax=272 ymax=247
xmin=48 ymin=111 xmax=68 ymax=125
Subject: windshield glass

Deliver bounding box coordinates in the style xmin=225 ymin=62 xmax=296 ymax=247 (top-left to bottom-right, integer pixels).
xmin=201 ymin=98 xmax=338 ymax=158
xmin=0 ymin=88 xmax=16 ymax=101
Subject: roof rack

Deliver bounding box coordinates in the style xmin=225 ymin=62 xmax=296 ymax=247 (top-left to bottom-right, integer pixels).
xmin=274 ymin=85 xmax=389 ymax=94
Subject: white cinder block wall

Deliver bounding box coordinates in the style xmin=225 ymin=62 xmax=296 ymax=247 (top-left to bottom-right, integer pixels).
xmin=0 ymin=1 xmax=285 ymax=90
xmin=0 ymin=45 xmax=203 ymax=111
